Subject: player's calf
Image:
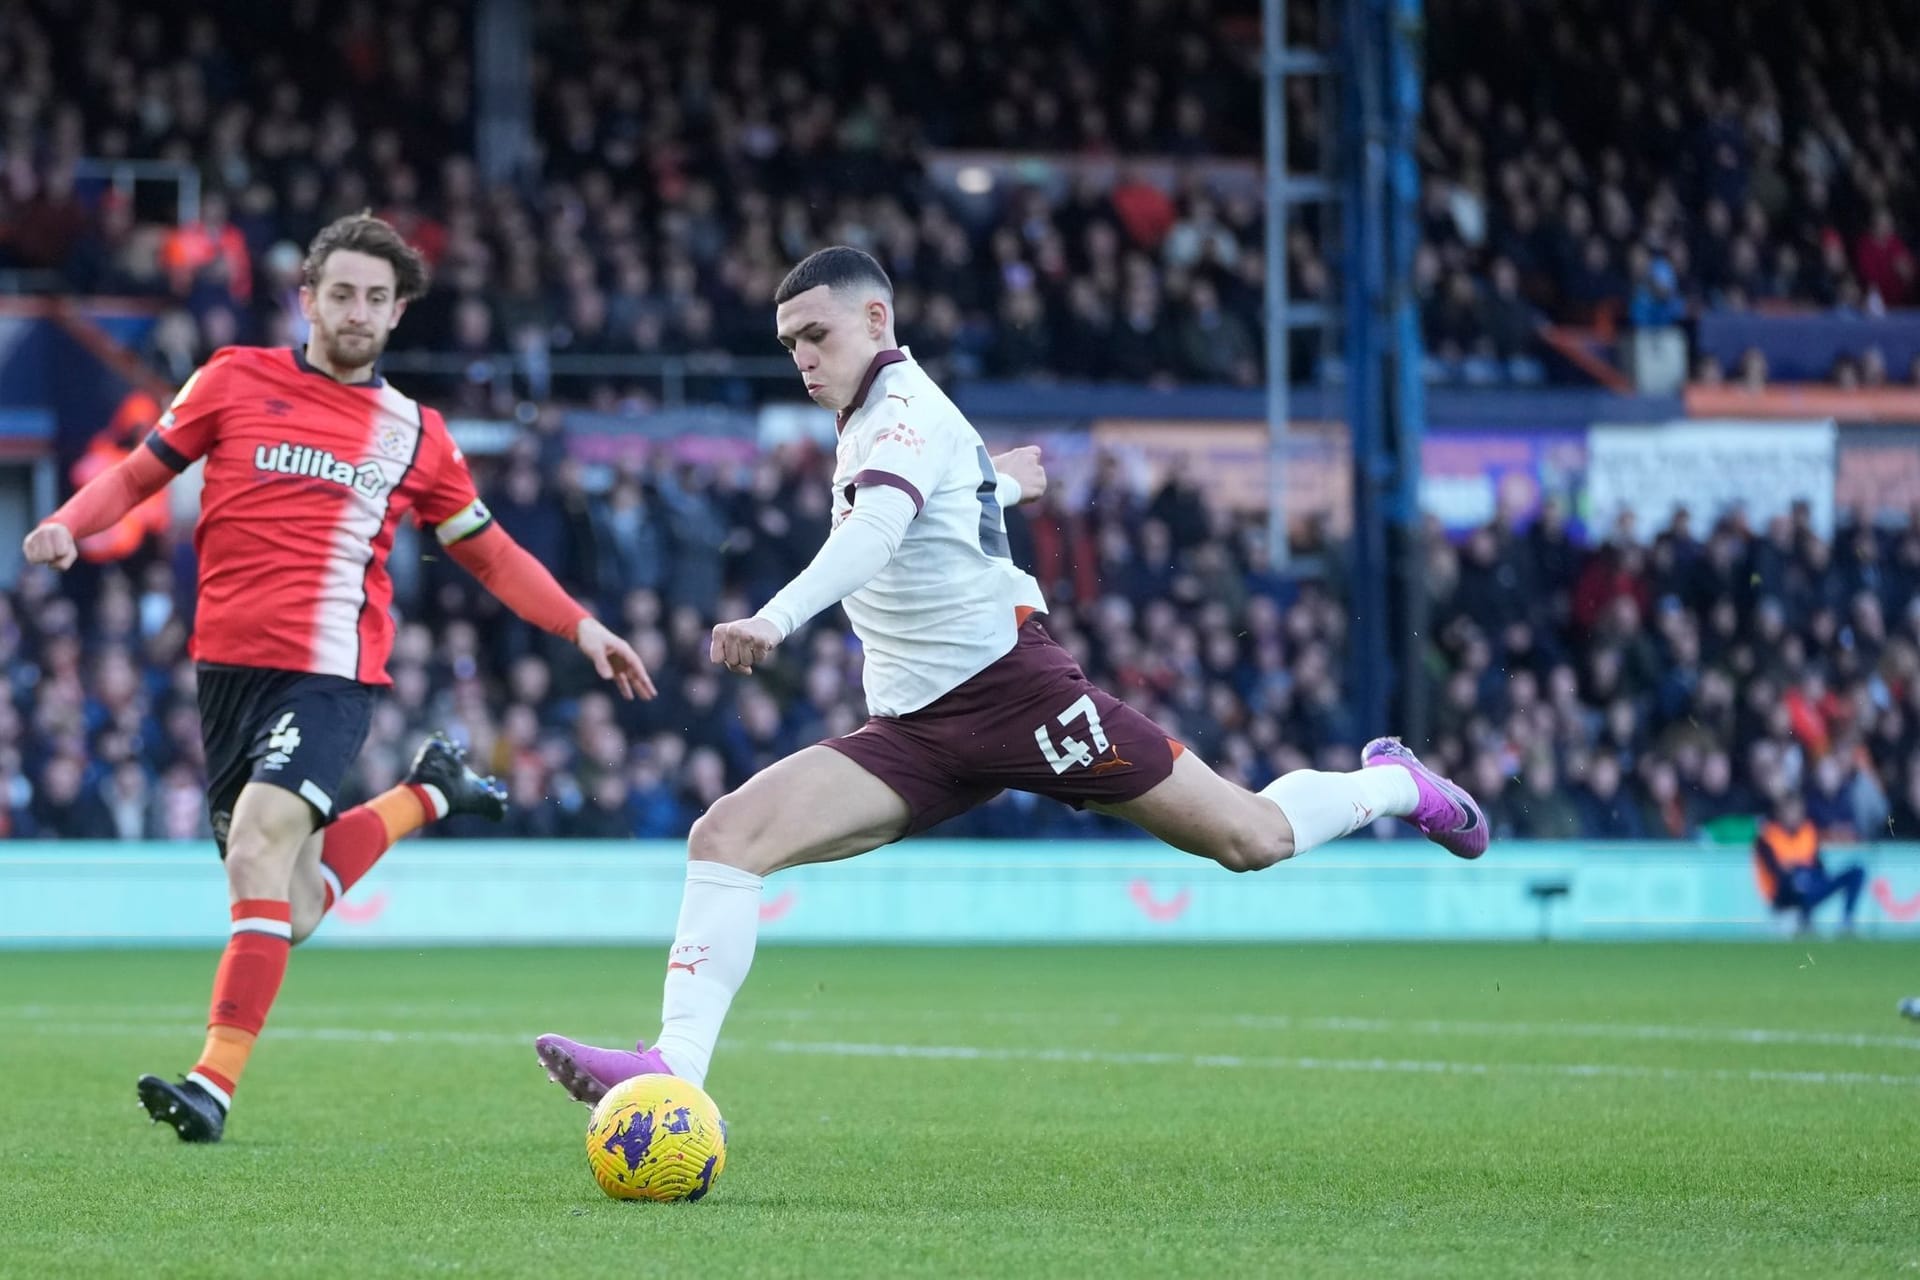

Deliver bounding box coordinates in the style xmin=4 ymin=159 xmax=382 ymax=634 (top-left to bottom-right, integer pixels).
xmin=1100 ymin=742 xmax=1489 ymax=869
xmin=290 ymin=873 xmax=327 ymax=945
xmin=1095 ymin=751 xmax=1298 ymax=872
xmin=534 ymin=748 xmax=908 ymax=1106
xmin=287 ymin=733 xmax=508 ymax=944
xmin=140 ymin=783 xmax=310 ymax=1140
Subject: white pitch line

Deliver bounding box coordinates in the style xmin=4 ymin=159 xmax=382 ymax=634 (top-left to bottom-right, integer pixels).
xmin=755 ymin=1038 xmax=1920 ymax=1088
xmin=1 ymin=1003 xmax=209 ymax=1019
xmin=15 ymin=1021 xmax=1920 ymax=1090
xmin=1225 ymin=1014 xmax=1920 ymax=1053
xmin=8 ymin=1003 xmax=1920 ymax=1052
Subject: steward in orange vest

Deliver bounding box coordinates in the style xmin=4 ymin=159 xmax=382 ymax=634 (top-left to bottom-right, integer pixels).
xmin=1754 ymin=792 xmax=1865 ymax=933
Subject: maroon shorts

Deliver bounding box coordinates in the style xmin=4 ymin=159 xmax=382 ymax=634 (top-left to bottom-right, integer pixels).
xmin=823 ymin=619 xmax=1179 ymax=835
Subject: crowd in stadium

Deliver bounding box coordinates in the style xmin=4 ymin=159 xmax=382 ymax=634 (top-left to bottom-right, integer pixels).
xmin=1421 ymin=0 xmax=1920 ymax=352
xmin=2 ymin=0 xmax=1920 ymax=843
xmin=1424 ymin=500 xmax=1920 ymax=844
xmin=6 ymin=423 xmax=1920 ymax=844
xmin=2 ymin=0 xmax=1918 ymax=392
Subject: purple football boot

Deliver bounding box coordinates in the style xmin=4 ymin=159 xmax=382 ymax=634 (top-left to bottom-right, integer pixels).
xmin=534 ymin=1034 xmax=673 ymax=1105
xmin=1361 ymin=736 xmax=1489 ymax=860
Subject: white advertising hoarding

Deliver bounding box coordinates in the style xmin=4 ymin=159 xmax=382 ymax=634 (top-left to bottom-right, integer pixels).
xmin=1586 ymin=419 xmax=1838 ymax=537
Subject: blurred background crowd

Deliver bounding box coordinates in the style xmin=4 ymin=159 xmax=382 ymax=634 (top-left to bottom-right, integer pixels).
xmin=1 ymin=0 xmax=1918 ymax=844
xmin=1 ymin=0 xmax=1917 ymax=394
xmin=7 ymin=429 xmax=1920 ymax=843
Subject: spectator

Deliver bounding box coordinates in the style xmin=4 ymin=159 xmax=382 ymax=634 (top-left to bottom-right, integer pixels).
xmin=572 ymin=773 xmax=636 ymax=839
xmin=1575 ymin=752 xmax=1644 ymax=838
xmin=1853 ymin=207 xmax=1914 ymax=308
xmin=5 ymin=162 xmax=90 ymax=271
xmin=1570 ymin=540 xmax=1650 ymax=637
xmin=1510 ymin=758 xmax=1582 ymax=839
xmin=29 ymin=755 xmax=115 ymax=838
xmin=1107 ymin=279 xmax=1180 ymax=383
xmin=1111 ymin=168 xmax=1178 ymax=252
xmin=1890 ymin=759 xmax=1920 ymax=840
xmin=1164 ymin=196 xmax=1239 ymax=271
xmin=102 ymin=760 xmax=152 ymax=840
xmin=161 ymin=191 xmax=253 ymax=308
xmin=1171 ymin=280 xmax=1258 ymax=386
xmin=1479 ymin=257 xmax=1542 ymax=377
xmin=1626 ymin=254 xmax=1686 ymax=328
xmin=1636 ymin=758 xmax=1691 ymax=840
xmin=1691 ymin=749 xmax=1754 ymax=828
xmin=988 ymin=288 xmax=1053 ymax=379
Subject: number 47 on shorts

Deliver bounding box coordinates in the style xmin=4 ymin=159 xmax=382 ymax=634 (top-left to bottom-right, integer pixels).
xmin=1034 ymin=694 xmax=1108 ymax=774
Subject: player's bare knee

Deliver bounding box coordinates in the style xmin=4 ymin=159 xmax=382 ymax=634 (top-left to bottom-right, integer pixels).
xmin=1211 ymin=836 xmax=1261 ymax=873
xmin=1214 ymin=811 xmax=1294 ymax=873
xmin=224 ymin=839 xmax=296 ymax=898
xmin=1261 ymin=813 xmax=1299 ymax=868
xmin=687 ymin=798 xmax=766 ymax=874
xmin=224 ymin=820 xmax=306 ymax=897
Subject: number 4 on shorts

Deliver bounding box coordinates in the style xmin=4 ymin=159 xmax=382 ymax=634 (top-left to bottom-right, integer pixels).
xmin=268 ymin=712 xmax=301 ymax=756
xmin=1035 ymin=694 xmax=1109 ymax=774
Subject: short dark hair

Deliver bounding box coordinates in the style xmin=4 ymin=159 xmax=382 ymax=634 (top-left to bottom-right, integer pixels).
xmin=773 ymin=245 xmax=893 ymax=306
xmin=303 ymin=212 xmax=431 ymax=300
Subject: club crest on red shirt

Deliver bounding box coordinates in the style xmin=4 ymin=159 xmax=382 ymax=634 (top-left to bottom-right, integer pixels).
xmin=376 ymin=420 xmax=412 ymax=459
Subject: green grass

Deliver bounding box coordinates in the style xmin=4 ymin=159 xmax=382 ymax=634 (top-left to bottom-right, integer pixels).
xmin=3 ymin=943 xmax=1919 ymax=1278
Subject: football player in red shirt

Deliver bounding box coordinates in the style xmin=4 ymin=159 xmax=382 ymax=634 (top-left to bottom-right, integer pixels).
xmin=23 ymin=214 xmax=655 ymax=1142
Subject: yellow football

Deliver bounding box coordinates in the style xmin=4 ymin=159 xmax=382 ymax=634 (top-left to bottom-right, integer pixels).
xmin=585 ymin=1073 xmax=727 ymax=1202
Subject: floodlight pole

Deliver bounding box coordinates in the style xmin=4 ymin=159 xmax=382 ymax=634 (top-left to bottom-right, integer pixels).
xmin=1263 ymin=0 xmax=1291 ymax=569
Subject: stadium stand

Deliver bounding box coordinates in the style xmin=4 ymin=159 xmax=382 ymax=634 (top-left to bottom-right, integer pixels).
xmin=2 ymin=0 xmax=1919 ymax=843
xmin=6 ymin=433 xmax=1919 ymax=842
xmin=5 ymin=0 xmax=1918 ymax=386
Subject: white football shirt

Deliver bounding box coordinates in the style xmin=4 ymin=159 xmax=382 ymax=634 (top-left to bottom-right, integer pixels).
xmin=828 ymin=348 xmax=1045 ymax=716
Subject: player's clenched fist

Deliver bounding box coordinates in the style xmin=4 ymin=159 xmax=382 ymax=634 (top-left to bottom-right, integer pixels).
xmin=710 ymin=616 xmax=782 ymax=675
xmin=22 ymin=522 xmax=77 ymax=571
xmin=990 ymin=445 xmax=1047 ymax=505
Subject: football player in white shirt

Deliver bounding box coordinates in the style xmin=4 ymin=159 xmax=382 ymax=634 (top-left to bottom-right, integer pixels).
xmin=535 ymin=247 xmax=1487 ymax=1102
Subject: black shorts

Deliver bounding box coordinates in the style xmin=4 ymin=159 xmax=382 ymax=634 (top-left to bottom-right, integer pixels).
xmin=197 ymin=663 xmax=375 ymax=855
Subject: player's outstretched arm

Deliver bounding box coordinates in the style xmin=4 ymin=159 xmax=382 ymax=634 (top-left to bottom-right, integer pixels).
xmin=989 ymin=445 xmax=1047 ymax=505
xmin=445 ymin=523 xmax=656 ymax=700
xmin=23 ymin=446 xmax=176 ymax=571
xmin=714 ymin=483 xmax=918 ymax=676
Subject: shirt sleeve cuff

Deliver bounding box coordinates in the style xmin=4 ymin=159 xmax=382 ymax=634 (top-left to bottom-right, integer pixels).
xmin=994 ymin=471 xmax=1023 ymax=509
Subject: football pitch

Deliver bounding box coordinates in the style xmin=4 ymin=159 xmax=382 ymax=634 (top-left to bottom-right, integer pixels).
xmin=5 ymin=942 xmax=1918 ymax=1278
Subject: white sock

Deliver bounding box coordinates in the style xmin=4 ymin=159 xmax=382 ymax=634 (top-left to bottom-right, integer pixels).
xmin=1259 ymin=767 xmax=1419 ymax=856
xmin=653 ymin=861 xmax=764 ymax=1088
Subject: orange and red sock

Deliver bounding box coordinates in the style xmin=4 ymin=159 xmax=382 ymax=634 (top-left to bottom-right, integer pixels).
xmin=318 ymin=782 xmax=447 ymax=909
xmin=186 ymin=899 xmax=291 ymax=1110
